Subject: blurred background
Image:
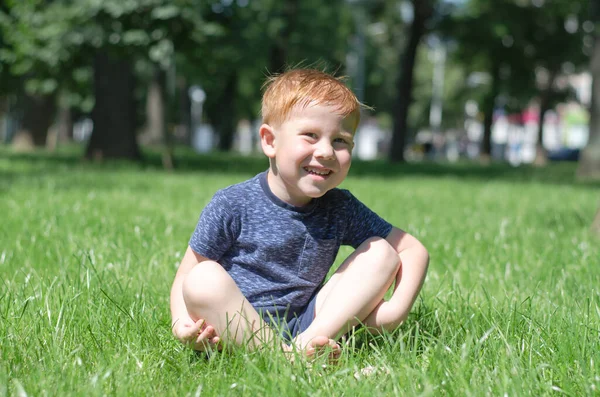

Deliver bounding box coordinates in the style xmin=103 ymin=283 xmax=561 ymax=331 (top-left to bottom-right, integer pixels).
xmin=0 ymin=0 xmax=598 ymax=172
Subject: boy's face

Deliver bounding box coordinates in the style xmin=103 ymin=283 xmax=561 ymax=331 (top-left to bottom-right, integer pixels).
xmin=260 ymin=102 xmax=357 ymax=206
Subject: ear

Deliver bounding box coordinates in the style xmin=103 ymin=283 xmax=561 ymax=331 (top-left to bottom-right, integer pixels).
xmin=259 ymin=123 xmax=276 ymax=159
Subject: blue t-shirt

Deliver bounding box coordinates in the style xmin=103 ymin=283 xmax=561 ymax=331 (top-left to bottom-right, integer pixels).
xmin=189 ymin=171 xmax=392 ymax=316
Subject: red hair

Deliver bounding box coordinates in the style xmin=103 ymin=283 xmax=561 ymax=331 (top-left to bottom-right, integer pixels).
xmin=261 ymin=69 xmax=364 ymax=129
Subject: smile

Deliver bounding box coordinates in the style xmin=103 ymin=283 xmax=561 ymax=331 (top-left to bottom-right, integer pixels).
xmin=304 ymin=167 xmax=332 ymax=176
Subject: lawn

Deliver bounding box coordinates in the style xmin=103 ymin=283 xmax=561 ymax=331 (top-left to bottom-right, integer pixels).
xmin=1 ymin=147 xmax=599 ymax=396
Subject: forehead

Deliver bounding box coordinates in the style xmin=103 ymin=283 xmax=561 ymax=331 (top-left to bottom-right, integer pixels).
xmin=286 ymin=102 xmax=359 ymax=132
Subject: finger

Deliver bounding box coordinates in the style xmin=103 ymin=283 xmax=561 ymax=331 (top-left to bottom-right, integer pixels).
xmin=178 ymin=327 xmax=199 ymax=341
xmin=194 ymin=319 xmax=206 ymax=331
xmin=195 ymin=329 xmax=223 ymax=350
xmin=193 ymin=328 xmax=217 ymax=351
xmin=181 ymin=320 xmax=204 ymax=337
xmin=209 ymin=336 xmax=223 ymax=351
xmin=179 ymin=320 xmax=204 ymax=337
xmin=181 ymin=320 xmax=205 ymax=340
xmin=203 ymin=325 xmax=216 ymax=338
xmin=194 ymin=328 xmax=212 ymax=345
xmin=192 ymin=334 xmax=209 ymax=351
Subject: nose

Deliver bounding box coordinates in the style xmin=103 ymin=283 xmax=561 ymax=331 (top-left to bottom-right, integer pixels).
xmin=315 ymin=139 xmax=335 ymax=159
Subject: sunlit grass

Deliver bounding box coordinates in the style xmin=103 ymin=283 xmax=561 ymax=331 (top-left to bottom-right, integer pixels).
xmin=1 ymin=146 xmax=599 ymax=396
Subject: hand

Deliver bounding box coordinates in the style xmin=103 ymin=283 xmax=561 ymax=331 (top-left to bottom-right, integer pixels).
xmin=172 ymin=318 xmax=221 ymax=351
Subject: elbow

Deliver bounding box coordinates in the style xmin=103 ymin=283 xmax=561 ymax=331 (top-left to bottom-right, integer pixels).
xmin=423 ymin=246 xmax=430 ymax=269
xmin=415 ymin=239 xmax=430 ymax=270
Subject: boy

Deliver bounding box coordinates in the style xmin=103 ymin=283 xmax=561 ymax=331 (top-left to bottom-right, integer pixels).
xmin=170 ymin=68 xmax=429 ymax=357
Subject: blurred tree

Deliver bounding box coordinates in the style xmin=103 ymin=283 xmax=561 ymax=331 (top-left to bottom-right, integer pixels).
xmin=268 ymin=0 xmax=299 ymax=74
xmin=192 ymin=2 xmax=247 ymax=152
xmin=357 ymin=0 xmax=466 ymax=160
xmin=18 ymin=93 xmax=56 ymax=148
xmin=0 ymin=0 xmax=218 ymax=161
xmin=408 ymin=41 xmax=473 ymax=133
xmin=441 ymin=0 xmax=537 ymax=161
xmin=86 ymin=51 xmax=140 ymax=160
xmin=361 ymin=0 xmax=471 ymax=139
xmin=193 ymin=0 xmax=352 ymax=151
xmin=524 ymin=1 xmax=589 ymax=166
xmin=577 ymin=0 xmax=600 ymax=181
xmin=0 ymin=0 xmax=65 ymax=148
xmin=73 ymin=0 xmax=218 ymax=162
xmin=441 ymin=0 xmax=591 ymax=164
xmin=0 ymin=0 xmax=18 ymax=144
xmin=389 ymin=0 xmax=435 ymax=163
xmin=360 ymin=0 xmax=405 ymax=117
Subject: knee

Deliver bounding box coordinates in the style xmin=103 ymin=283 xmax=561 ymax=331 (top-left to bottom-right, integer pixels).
xmin=182 ymin=261 xmax=236 ymax=308
xmin=361 ymin=237 xmax=400 ymax=275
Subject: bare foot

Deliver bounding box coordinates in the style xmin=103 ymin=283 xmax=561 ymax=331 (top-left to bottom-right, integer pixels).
xmin=284 ymin=336 xmax=341 ymax=363
xmin=304 ymin=336 xmax=341 ymax=361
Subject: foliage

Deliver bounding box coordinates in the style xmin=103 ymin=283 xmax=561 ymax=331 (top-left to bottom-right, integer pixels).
xmin=441 ymin=0 xmax=591 ymax=114
xmin=440 ymin=1 xmax=531 ymax=114
xmin=0 ymin=0 xmax=220 ymax=111
xmin=0 ymin=0 xmax=597 ymax=158
xmin=576 ymin=0 xmax=600 ymax=179
xmin=407 ymin=40 xmax=470 ymax=131
xmin=186 ymin=0 xmax=353 ymax=124
xmin=359 ymin=0 xmax=406 ymax=114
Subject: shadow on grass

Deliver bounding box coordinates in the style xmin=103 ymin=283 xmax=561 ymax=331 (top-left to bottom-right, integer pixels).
xmin=1 ymin=145 xmax=599 ymax=191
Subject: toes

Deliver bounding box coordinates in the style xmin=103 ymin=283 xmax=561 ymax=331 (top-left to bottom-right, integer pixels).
xmin=307 ymin=336 xmax=330 ymax=348
xmin=303 ymin=337 xmax=342 ymax=361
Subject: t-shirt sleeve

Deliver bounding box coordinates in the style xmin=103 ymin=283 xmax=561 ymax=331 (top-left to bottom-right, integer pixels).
xmin=340 ymin=190 xmax=393 ymax=248
xmin=188 ymin=190 xmax=239 ymax=261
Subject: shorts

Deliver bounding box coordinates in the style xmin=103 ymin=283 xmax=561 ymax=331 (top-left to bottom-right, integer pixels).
xmin=259 ymin=292 xmax=319 ymax=342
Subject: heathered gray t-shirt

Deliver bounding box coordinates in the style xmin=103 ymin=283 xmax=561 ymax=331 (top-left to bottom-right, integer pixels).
xmin=189 ymin=171 xmax=393 ymax=317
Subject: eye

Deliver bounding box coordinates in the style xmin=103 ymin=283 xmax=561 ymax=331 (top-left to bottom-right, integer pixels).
xmin=333 ymin=137 xmax=351 ymax=145
xmin=303 ymin=132 xmax=318 ymax=140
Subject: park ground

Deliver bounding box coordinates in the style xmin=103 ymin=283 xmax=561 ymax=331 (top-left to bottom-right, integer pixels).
xmin=1 ymin=146 xmax=599 ymax=396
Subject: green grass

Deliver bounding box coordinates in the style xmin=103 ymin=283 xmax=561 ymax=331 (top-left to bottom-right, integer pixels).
xmin=1 ymin=146 xmax=599 ymax=396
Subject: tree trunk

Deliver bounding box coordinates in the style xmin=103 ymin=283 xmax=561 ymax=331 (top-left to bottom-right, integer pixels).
xmin=12 ymin=93 xmax=55 ymax=150
xmin=389 ymin=0 xmax=432 ymax=163
xmin=57 ymin=106 xmax=73 ymax=142
xmin=480 ymin=64 xmax=500 ymax=162
xmin=269 ymin=45 xmax=287 ymax=76
xmin=177 ymin=76 xmax=192 ymax=146
xmin=140 ymin=68 xmax=166 ymax=146
xmin=577 ymin=23 xmax=600 ymax=180
xmin=534 ymin=71 xmax=558 ymax=167
xmin=47 ymin=105 xmax=73 ymax=151
xmin=268 ymin=0 xmax=298 ymax=74
xmin=0 ymin=96 xmax=8 ymax=143
xmin=141 ymin=68 xmax=174 ymax=169
xmin=533 ymin=93 xmax=551 ymax=166
xmin=216 ymin=72 xmax=238 ymax=152
xmin=86 ymin=51 xmax=141 ymax=161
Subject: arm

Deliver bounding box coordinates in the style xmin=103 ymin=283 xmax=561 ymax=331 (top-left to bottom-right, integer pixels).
xmin=364 ymin=227 xmax=429 ymax=331
xmin=170 ymin=246 xmax=203 ymax=324
xmin=170 ymin=246 xmax=220 ymax=350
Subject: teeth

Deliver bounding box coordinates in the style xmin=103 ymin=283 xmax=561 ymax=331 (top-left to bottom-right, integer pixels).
xmin=305 ymin=167 xmax=331 ymax=176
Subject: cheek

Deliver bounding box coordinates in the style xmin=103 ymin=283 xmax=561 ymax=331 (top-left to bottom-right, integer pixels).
xmin=336 ymin=149 xmax=352 ymax=164
xmin=279 ymin=143 xmax=311 ymax=166
xmin=293 ymin=142 xmax=314 ymax=157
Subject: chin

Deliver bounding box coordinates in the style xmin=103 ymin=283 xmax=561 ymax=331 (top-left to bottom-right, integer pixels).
xmin=301 ymin=186 xmax=331 ymax=199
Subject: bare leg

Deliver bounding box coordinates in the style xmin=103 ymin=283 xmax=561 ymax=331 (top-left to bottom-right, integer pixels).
xmin=295 ymin=237 xmax=400 ymax=348
xmin=182 ymin=261 xmax=276 ymax=349
xmin=183 ymin=261 xmax=337 ymax=359
xmin=362 ymin=263 xmax=405 ymax=331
